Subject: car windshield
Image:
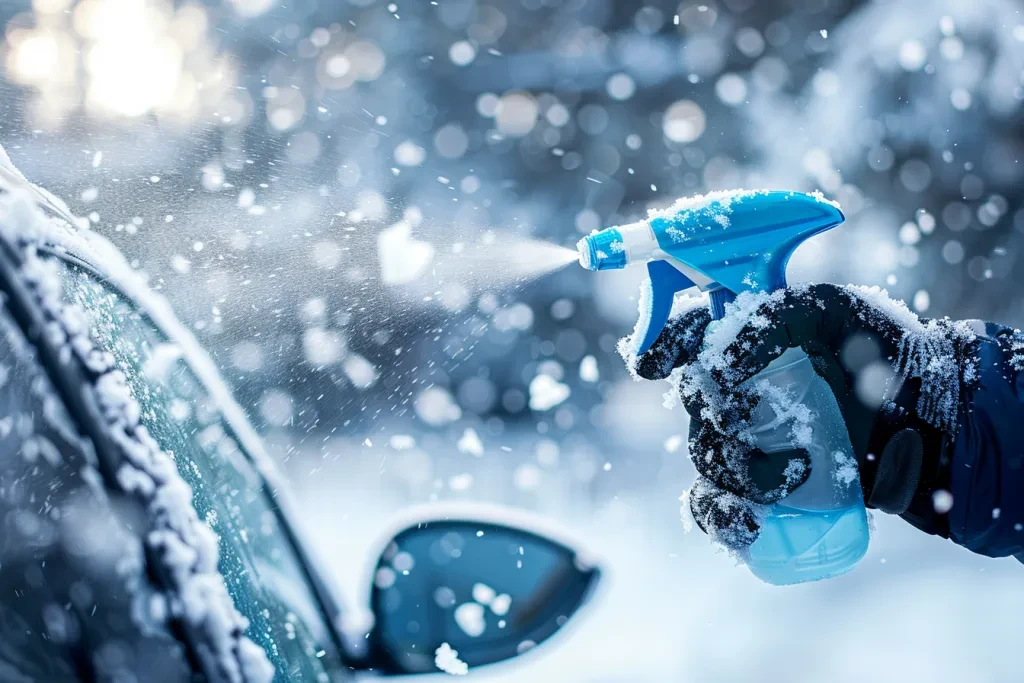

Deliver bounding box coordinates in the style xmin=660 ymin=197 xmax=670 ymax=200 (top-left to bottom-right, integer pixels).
xmin=51 ymin=256 xmax=341 ymax=683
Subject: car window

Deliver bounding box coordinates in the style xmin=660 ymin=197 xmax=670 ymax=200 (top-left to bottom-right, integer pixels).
xmin=0 ymin=299 xmax=193 ymax=682
xmin=0 ymin=304 xmax=96 ymax=682
xmin=51 ymin=257 xmax=343 ymax=683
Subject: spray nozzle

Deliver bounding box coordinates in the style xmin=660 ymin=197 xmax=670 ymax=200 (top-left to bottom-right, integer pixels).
xmin=576 ymin=221 xmax=658 ymax=272
xmin=575 ymin=231 xmax=622 ymax=271
xmin=575 ymin=236 xmax=595 ymax=270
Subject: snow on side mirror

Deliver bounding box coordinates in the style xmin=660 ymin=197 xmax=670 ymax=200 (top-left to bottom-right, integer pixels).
xmin=365 ymin=518 xmax=600 ymax=676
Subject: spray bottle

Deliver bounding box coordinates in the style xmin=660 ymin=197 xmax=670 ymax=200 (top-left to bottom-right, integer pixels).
xmin=577 ymin=190 xmax=869 ymax=585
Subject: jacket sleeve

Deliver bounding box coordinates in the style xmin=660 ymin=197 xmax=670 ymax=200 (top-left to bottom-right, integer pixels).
xmin=945 ymin=321 xmax=1024 ymax=558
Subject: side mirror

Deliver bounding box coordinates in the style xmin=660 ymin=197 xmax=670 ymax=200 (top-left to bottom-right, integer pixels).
xmin=364 ymin=512 xmax=600 ymax=676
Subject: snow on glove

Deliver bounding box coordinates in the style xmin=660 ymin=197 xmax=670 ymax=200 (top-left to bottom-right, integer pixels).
xmin=633 ymin=305 xmax=811 ymax=550
xmin=701 ymin=283 xmax=980 ymax=518
xmin=633 ymin=284 xmax=980 ymax=549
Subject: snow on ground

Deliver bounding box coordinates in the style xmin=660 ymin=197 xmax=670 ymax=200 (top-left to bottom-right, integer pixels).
xmin=285 ymin=430 xmax=1024 ymax=683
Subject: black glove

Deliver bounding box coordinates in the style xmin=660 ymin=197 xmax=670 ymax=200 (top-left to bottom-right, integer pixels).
xmin=634 ymin=284 xmax=978 ymax=549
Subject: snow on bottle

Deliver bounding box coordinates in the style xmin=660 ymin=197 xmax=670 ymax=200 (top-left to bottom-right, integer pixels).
xmin=576 ymin=190 xmax=869 ymax=585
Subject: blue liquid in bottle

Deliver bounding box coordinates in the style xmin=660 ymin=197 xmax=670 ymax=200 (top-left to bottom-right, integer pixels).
xmin=743 ymin=348 xmax=870 ymax=585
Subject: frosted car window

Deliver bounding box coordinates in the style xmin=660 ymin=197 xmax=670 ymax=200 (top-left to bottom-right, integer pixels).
xmin=0 ymin=303 xmax=192 ymax=682
xmin=0 ymin=304 xmax=96 ymax=681
xmin=53 ymin=259 xmax=342 ymax=683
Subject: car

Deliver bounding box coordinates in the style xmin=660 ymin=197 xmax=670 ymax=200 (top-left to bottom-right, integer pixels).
xmin=0 ymin=156 xmax=600 ymax=682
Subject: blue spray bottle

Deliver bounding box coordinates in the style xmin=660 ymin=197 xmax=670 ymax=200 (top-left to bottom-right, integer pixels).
xmin=577 ymin=190 xmax=870 ymax=585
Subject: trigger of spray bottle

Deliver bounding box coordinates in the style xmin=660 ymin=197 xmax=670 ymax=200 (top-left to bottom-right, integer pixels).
xmin=574 ymin=218 xmax=713 ymax=354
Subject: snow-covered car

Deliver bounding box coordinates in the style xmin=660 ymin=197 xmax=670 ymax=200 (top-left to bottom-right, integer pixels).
xmin=0 ymin=160 xmax=599 ymax=682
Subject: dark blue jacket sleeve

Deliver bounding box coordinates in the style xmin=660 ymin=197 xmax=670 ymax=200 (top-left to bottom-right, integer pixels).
xmin=946 ymin=321 xmax=1024 ymax=559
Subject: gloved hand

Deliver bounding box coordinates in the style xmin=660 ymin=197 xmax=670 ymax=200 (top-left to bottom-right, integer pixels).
xmin=633 ymin=283 xmax=980 ymax=550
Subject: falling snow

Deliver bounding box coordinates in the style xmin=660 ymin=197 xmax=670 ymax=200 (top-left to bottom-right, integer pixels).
xmin=2 ymin=0 xmax=1023 ymax=677
xmin=435 ymin=643 xmax=469 ymax=676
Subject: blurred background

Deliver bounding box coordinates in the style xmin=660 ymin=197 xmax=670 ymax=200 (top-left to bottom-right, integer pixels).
xmin=1 ymin=0 xmax=1023 ymax=679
